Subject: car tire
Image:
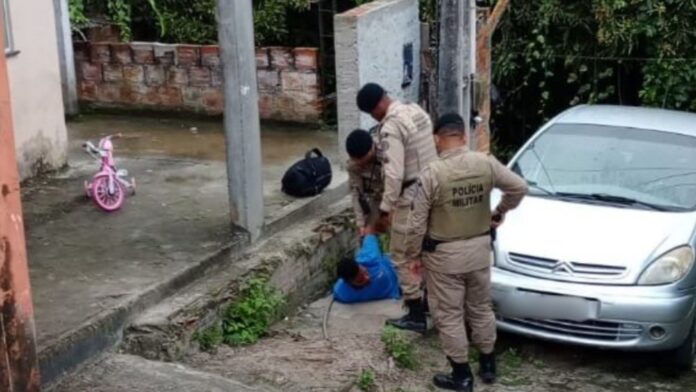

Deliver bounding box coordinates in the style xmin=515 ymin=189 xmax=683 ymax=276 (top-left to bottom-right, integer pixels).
xmin=664 ymin=317 xmax=696 ymax=372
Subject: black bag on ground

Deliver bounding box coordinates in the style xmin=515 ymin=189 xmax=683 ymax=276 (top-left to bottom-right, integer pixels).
xmin=281 ymin=148 xmax=332 ymax=197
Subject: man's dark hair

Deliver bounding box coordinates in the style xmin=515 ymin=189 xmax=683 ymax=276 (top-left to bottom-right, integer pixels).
xmin=337 ymin=256 xmax=359 ymax=282
xmin=346 ymin=129 xmax=373 ymax=159
xmin=356 ymin=83 xmax=385 ymax=112
xmin=434 ymin=112 xmax=466 ymax=136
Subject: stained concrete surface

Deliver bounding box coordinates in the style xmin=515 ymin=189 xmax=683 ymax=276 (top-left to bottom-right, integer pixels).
xmin=51 ymin=353 xmax=273 ymax=392
xmin=182 ymin=295 xmax=696 ymax=392
xmin=26 ymin=114 xmax=346 ymax=384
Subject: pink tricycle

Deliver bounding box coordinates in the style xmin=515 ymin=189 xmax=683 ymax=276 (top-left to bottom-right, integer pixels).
xmin=83 ymin=133 xmax=135 ymax=212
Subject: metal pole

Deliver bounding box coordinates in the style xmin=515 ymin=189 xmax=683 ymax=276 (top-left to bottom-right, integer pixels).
xmin=54 ymin=0 xmax=79 ymax=116
xmin=0 ymin=4 xmax=41 ymax=389
xmin=217 ymin=0 xmax=265 ymax=241
xmin=436 ymin=0 xmax=464 ymax=118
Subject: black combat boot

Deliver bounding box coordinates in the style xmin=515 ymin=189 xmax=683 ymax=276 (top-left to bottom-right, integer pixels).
xmin=433 ymin=358 xmax=474 ymax=391
xmin=386 ymin=298 xmax=427 ymax=332
xmin=478 ymin=352 xmax=496 ymax=384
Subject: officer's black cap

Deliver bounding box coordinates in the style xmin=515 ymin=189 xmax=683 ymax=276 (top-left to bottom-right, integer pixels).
xmin=346 ymin=129 xmax=373 ymax=158
xmin=356 ymin=83 xmax=385 ymax=112
xmin=434 ymin=113 xmax=466 ymax=134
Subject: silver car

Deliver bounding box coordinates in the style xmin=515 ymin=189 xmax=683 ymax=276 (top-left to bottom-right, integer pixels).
xmin=491 ymin=105 xmax=696 ymax=369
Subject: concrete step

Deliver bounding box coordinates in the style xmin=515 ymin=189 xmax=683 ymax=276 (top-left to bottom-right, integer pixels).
xmin=49 ymin=353 xmax=278 ymax=392
xmin=121 ymin=198 xmax=355 ymax=362
xmin=36 ymin=164 xmax=349 ymax=387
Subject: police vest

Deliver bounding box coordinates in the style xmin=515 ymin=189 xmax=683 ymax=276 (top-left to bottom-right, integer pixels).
xmin=428 ymin=152 xmax=493 ymax=241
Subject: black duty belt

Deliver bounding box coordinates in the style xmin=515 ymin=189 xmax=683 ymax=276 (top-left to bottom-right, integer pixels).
xmin=422 ymin=231 xmax=492 ymax=253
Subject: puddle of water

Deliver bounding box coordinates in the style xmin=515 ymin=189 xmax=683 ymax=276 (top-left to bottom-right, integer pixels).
xmin=68 ymin=115 xmax=339 ymax=166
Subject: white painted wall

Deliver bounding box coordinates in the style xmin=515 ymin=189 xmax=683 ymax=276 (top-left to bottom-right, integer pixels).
xmin=7 ymin=0 xmax=68 ymax=178
xmin=335 ymin=0 xmax=420 ymax=162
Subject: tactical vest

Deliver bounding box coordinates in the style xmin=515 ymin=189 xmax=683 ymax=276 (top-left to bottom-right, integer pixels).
xmin=428 ymin=152 xmax=494 ymax=241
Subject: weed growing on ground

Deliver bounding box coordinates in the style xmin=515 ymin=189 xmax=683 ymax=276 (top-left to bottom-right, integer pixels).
xmin=501 ymin=347 xmax=523 ymax=369
xmin=194 ymin=324 xmax=223 ymax=351
xmin=378 ymin=233 xmax=390 ymax=253
xmin=356 ymin=368 xmax=376 ymax=391
xmin=222 ymin=278 xmax=285 ymax=346
xmin=381 ymin=325 xmax=419 ymax=370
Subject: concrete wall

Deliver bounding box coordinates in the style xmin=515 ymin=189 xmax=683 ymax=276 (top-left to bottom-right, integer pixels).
xmin=335 ymin=0 xmax=420 ymax=161
xmin=7 ymin=0 xmax=69 ymax=179
xmin=74 ymin=42 xmax=324 ymax=123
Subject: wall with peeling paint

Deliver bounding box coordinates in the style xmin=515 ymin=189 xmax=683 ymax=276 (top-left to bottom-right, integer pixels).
xmin=6 ymin=0 xmax=68 ymax=179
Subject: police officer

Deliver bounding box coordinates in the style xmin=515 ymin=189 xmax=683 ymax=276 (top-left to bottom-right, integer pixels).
xmin=345 ymin=128 xmax=384 ymax=240
xmin=405 ymin=113 xmax=527 ymax=391
xmin=356 ymin=83 xmax=438 ymax=332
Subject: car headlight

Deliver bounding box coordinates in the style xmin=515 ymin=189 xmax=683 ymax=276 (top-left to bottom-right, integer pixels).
xmin=638 ymin=246 xmax=695 ymax=285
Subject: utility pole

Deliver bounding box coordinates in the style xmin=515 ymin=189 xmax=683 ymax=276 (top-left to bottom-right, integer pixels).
xmin=217 ymin=0 xmax=264 ymax=242
xmin=54 ymin=0 xmax=79 ymax=116
xmin=437 ymin=0 xmax=476 ymax=145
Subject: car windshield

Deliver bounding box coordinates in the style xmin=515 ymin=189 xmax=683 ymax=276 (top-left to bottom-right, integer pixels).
xmin=511 ymin=123 xmax=696 ymax=212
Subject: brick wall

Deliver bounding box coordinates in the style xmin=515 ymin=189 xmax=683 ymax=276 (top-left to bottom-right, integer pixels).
xmin=74 ymin=42 xmax=323 ymax=123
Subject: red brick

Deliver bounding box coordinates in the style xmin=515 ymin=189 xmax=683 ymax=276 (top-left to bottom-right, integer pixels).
xmin=177 ymin=45 xmax=200 ymax=66
xmin=293 ymin=48 xmax=319 ymax=71
xmin=167 ymin=67 xmax=188 ymax=85
xmin=269 ymin=47 xmax=293 ymax=70
xmin=120 ymin=84 xmax=149 ymax=103
xmin=79 ymin=62 xmax=102 ymax=82
xmin=201 ymin=45 xmax=220 ymax=67
xmin=96 ymin=83 xmax=121 ymax=102
xmin=257 ymin=95 xmax=273 ymax=119
xmin=123 ymin=65 xmax=145 ymax=83
xmin=90 ymin=43 xmax=111 ymax=63
xmin=103 ymin=64 xmax=123 ymax=82
xmin=182 ymin=87 xmax=203 ymax=107
xmin=110 ymin=43 xmax=132 ymax=64
xmin=201 ymin=88 xmax=224 ymax=113
xmin=280 ymin=71 xmax=319 ymax=92
xmin=78 ymin=81 xmax=97 ymax=101
xmin=211 ymin=67 xmax=223 ymax=87
xmin=159 ymin=86 xmax=183 ymax=107
xmin=189 ymin=66 xmax=211 ymax=87
xmin=74 ymin=42 xmax=89 ymax=62
xmin=256 ymin=48 xmax=269 ymax=68
xmin=257 ymin=69 xmax=280 ymax=91
xmin=132 ymin=44 xmax=155 ymax=64
xmin=145 ymin=65 xmax=165 ymax=86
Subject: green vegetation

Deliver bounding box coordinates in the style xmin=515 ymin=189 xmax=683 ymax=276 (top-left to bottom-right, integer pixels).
xmin=221 ymin=278 xmax=285 ymax=346
xmin=194 ymin=324 xmax=223 ymax=352
xmin=491 ymin=0 xmax=696 ymax=151
xmin=356 ymin=368 xmax=376 ymax=391
xmin=381 ymin=325 xmax=419 ymax=370
xmin=69 ymin=0 xmax=315 ymax=45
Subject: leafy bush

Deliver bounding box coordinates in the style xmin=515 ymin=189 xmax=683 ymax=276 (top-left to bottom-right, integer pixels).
xmin=221 ymin=278 xmax=285 ymax=346
xmin=381 ymin=325 xmax=419 ymax=370
xmin=356 ymin=368 xmax=376 ymax=391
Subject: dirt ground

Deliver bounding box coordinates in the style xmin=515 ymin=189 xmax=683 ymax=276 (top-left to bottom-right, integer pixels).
xmin=184 ymin=296 xmax=696 ymax=392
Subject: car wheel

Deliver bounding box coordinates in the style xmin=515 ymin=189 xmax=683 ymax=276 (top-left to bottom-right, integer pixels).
xmin=665 ymin=316 xmax=696 ymax=372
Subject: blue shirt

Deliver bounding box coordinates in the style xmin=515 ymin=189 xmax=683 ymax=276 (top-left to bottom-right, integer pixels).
xmin=332 ymin=234 xmax=401 ymax=303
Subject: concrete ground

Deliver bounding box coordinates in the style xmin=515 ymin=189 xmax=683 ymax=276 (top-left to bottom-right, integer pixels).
xmin=183 ymin=296 xmax=696 ymax=392
xmin=55 ymin=293 xmax=696 ymax=391
xmin=26 ymin=114 xmax=346 ymax=383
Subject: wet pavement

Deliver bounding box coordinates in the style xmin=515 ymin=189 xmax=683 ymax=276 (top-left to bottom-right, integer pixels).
xmin=26 ymin=114 xmax=346 ymax=384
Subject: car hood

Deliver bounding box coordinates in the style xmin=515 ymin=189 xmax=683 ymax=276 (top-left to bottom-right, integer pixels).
xmin=493 ymin=193 xmax=696 ymax=284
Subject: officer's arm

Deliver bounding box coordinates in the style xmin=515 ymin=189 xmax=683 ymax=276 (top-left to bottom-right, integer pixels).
xmin=405 ymin=168 xmax=435 ymax=259
xmin=490 ymin=156 xmax=528 ymax=214
xmin=347 ymin=162 xmax=366 ymax=228
xmin=378 ymin=119 xmax=407 ymax=214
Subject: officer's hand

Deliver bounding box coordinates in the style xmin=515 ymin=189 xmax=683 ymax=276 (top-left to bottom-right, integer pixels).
xmin=491 ymin=211 xmax=505 ymax=229
xmin=374 ymin=212 xmax=391 ymax=233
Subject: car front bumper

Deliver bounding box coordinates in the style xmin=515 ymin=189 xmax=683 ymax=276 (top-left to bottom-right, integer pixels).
xmin=492 ymin=267 xmax=696 ymax=351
